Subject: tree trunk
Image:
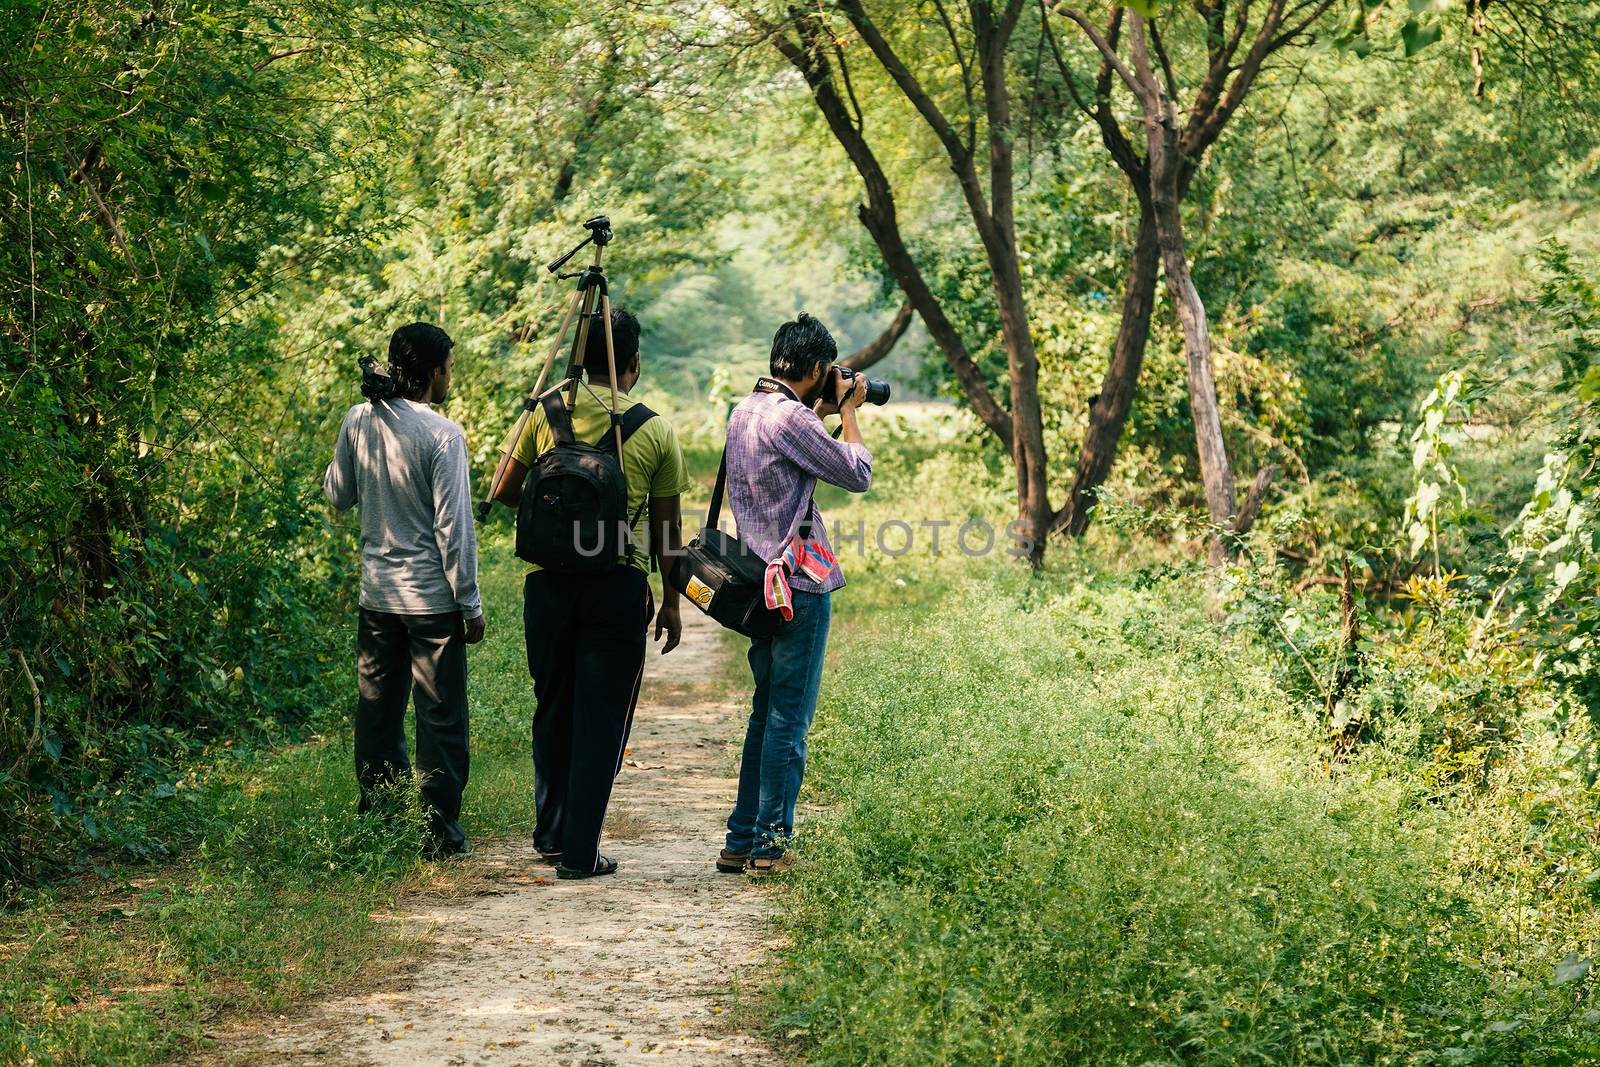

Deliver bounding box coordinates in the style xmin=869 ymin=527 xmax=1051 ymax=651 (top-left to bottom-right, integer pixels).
xmin=1151 ymin=188 xmax=1236 ymax=543
xmin=975 ymin=1 xmax=1051 ymax=567
xmin=1057 ymin=197 xmax=1159 ymax=536
xmin=998 ymin=277 xmax=1052 ymax=566
xmin=991 ymin=242 xmax=1051 ymax=564
xmin=1130 ymin=15 xmax=1237 ymax=562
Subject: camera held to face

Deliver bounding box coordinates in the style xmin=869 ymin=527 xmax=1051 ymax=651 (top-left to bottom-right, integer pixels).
xmin=836 ymin=365 xmax=891 ymax=406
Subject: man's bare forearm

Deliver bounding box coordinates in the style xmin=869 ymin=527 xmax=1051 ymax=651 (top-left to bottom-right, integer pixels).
xmin=649 ymin=495 xmax=684 ymax=605
xmin=838 ymin=404 xmax=863 ymax=447
xmin=490 ymin=455 xmax=527 ymax=507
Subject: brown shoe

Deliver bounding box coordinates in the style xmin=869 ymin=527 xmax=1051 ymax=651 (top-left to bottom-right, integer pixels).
xmin=747 ymin=853 xmax=795 ymax=876
xmin=716 ymin=848 xmax=749 ymax=874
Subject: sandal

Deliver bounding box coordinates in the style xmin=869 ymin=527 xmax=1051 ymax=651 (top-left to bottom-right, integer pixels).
xmin=555 ymin=854 xmax=619 ymax=880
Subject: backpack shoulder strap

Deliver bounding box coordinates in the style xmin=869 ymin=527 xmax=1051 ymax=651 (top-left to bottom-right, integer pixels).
xmin=538 ymin=392 xmax=576 ymax=446
xmin=598 ymin=402 xmax=656 ymax=451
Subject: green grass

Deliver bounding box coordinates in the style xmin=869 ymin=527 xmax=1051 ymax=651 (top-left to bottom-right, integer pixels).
xmin=768 ymin=440 xmax=1600 ymax=1066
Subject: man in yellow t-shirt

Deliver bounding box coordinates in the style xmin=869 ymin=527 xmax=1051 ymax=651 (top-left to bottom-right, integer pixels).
xmin=490 ymin=307 xmax=693 ymax=880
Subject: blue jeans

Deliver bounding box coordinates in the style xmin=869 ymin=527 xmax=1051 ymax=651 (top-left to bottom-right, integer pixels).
xmin=726 ymin=590 xmax=832 ymax=858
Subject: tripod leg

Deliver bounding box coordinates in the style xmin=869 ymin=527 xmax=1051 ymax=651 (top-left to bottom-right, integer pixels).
xmin=529 ymin=283 xmax=585 ymax=402
xmin=599 ymin=293 xmax=625 ymax=462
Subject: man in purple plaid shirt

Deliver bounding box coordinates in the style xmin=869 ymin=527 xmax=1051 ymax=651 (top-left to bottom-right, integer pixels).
xmin=716 ymin=314 xmax=872 ymax=876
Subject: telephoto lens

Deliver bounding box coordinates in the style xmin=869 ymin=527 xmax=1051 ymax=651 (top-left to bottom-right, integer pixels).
xmin=838 ymin=366 xmax=891 ymax=406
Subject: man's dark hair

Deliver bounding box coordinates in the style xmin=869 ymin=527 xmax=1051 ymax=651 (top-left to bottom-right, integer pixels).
xmin=769 ymin=313 xmax=837 ymax=380
xmin=582 ymin=307 xmax=641 ymax=378
xmin=388 ymin=322 xmax=453 ymax=399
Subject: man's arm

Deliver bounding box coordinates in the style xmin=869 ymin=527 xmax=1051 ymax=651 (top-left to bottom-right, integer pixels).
xmin=781 ymin=384 xmax=873 ymax=493
xmin=323 ymin=411 xmax=358 ymax=511
xmin=433 ymin=431 xmax=485 ymax=642
xmin=489 ymin=455 xmax=529 ymax=507
xmin=650 ymin=494 xmax=684 ymax=654
xmin=488 ymin=408 xmax=542 ymax=508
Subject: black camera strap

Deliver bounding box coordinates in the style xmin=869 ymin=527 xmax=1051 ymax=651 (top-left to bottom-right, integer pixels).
xmin=707 ymin=444 xmax=730 ymax=530
xmin=753 ymin=376 xmax=798 ymax=401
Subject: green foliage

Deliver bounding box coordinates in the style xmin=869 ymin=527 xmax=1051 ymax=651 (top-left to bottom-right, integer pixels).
xmin=1405 ymin=371 xmax=1483 ymax=568
xmin=0 ymin=0 xmax=495 ymax=890
xmin=1495 ymin=242 xmax=1600 ymax=744
xmin=0 ymin=542 xmax=614 ymax=1064
xmin=0 ymin=733 xmax=432 ymax=1065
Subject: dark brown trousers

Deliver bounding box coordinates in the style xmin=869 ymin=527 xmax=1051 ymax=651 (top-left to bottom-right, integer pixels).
xmin=355 ymin=607 xmax=470 ymax=850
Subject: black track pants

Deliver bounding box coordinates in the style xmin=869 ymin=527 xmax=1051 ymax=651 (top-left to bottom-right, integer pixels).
xmin=524 ymin=567 xmax=648 ymax=872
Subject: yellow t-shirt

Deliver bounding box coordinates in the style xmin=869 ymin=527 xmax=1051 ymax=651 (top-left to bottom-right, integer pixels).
xmin=506 ymin=384 xmax=693 ymax=573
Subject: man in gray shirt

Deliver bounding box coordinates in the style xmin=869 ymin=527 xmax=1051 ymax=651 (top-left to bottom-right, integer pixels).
xmin=324 ymin=322 xmax=484 ymax=856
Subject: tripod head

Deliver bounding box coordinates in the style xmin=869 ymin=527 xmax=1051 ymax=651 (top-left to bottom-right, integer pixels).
xmin=546 ymin=215 xmax=613 ymax=274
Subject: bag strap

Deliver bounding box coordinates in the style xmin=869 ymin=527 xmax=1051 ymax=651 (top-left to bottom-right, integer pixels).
xmin=627 ymin=496 xmax=655 ymax=573
xmin=609 ymin=403 xmax=659 ymax=570
xmin=538 ymin=392 xmax=576 ymax=446
xmin=707 ymin=445 xmax=729 ymax=530
xmin=600 ymin=402 xmax=656 ymax=453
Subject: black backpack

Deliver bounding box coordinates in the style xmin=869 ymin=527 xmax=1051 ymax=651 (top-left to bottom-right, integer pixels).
xmin=515 ymin=392 xmax=656 ymax=573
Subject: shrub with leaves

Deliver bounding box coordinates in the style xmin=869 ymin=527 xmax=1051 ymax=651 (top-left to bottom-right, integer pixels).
xmin=0 ymin=0 xmax=492 ymax=892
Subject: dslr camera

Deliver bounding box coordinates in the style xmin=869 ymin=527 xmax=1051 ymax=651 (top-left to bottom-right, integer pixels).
xmin=836 ymin=365 xmax=891 ymax=406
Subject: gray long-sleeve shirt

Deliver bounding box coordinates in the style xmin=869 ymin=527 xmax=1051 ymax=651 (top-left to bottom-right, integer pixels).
xmin=323 ymin=399 xmax=483 ymax=620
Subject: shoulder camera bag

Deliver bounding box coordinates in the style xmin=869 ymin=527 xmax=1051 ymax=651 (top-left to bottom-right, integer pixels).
xmin=667 ymin=445 xmax=816 ymax=640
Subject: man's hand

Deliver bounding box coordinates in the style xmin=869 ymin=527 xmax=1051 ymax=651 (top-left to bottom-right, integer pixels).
xmin=464 ymin=614 xmax=486 ymax=644
xmin=813 ymin=366 xmax=850 ymax=417
xmin=654 ymin=601 xmax=682 ymax=655
xmin=841 ymin=372 xmax=867 ymax=409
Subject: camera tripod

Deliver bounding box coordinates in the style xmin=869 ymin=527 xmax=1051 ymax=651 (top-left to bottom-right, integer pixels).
xmin=477 ymin=215 xmax=628 ymax=521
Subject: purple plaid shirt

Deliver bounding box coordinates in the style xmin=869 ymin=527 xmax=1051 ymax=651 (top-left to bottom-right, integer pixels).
xmin=724 ymin=382 xmax=873 ymax=594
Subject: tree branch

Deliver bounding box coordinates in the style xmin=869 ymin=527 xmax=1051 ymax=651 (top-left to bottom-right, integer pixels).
xmin=843 ymin=299 xmax=915 ymax=370
xmin=1232 ymin=464 xmax=1278 ymax=535
xmin=1180 ymin=0 xmax=1253 ymax=160
xmin=1183 ymin=0 xmax=1294 ymax=163
xmin=1267 ymin=0 xmax=1340 ymax=51
xmin=1051 ymin=5 xmax=1146 ymax=103
xmin=840 ymin=1 xmax=976 ymax=175
xmin=1146 ymin=18 xmax=1180 ymax=104
xmin=930 ymin=0 xmax=978 ymax=151
xmin=1042 ymin=3 xmax=1096 ymax=118
xmin=833 ymin=37 xmax=867 ymax=131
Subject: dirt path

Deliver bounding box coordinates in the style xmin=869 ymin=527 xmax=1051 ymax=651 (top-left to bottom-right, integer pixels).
xmin=229 ymin=609 xmax=781 ymax=1066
